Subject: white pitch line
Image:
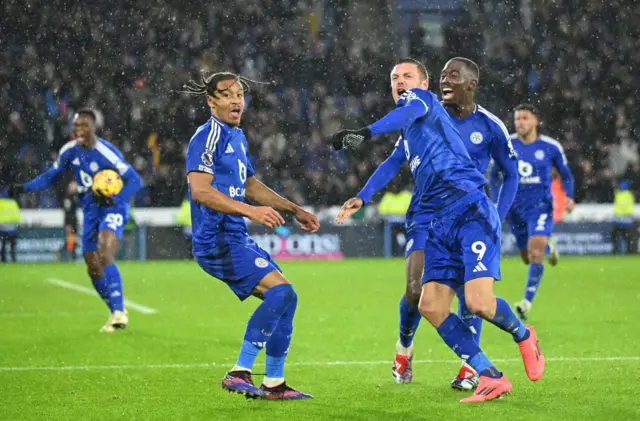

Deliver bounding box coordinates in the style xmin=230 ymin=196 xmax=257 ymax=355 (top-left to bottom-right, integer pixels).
xmin=1 ymin=311 xmax=105 ymax=318
xmin=47 ymin=278 xmax=158 ymax=315
xmin=1 ymin=356 xmax=638 ymax=372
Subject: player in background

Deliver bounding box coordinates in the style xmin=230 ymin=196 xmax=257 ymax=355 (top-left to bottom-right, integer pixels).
xmin=440 ymin=57 xmax=519 ymax=390
xmin=332 ymin=59 xmax=544 ymax=403
xmin=183 ymin=72 xmax=320 ymax=400
xmin=335 ymin=57 xmax=519 ymax=392
xmin=490 ymin=104 xmax=575 ymax=320
xmin=548 ymin=168 xmax=566 ymax=265
xmin=5 ymin=110 xmax=143 ymax=332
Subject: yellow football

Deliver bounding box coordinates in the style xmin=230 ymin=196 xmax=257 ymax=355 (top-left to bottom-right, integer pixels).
xmin=92 ymin=169 xmax=123 ymax=197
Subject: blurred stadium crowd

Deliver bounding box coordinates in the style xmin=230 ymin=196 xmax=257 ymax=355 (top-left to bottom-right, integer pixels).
xmin=1 ymin=0 xmax=638 ymax=209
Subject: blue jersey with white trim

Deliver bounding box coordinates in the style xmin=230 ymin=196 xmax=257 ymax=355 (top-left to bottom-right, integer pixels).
xmin=448 ymin=105 xmax=516 ymax=174
xmin=509 ymin=134 xmax=573 ymax=214
xmin=393 ymin=89 xmax=487 ymax=226
xmin=35 ymin=137 xmax=135 ymax=209
xmin=186 ymin=116 xmax=255 ymax=253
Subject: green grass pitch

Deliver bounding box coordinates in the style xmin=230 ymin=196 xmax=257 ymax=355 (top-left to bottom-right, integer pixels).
xmin=1 ymin=257 xmax=639 ymax=420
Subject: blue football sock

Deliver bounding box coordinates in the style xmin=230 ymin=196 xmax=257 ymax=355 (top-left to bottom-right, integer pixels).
xmin=525 ymin=263 xmax=544 ymax=303
xmin=489 ymin=297 xmax=528 ymax=342
xmin=103 ymin=263 xmax=124 ymax=312
xmin=399 ymin=294 xmax=422 ymax=348
xmin=236 ymin=284 xmax=296 ymax=371
xmin=456 ymin=289 xmax=483 ymax=345
xmin=545 ymin=244 xmax=551 ymax=254
xmin=265 ymin=289 xmax=298 ymax=379
xmin=436 ymin=313 xmax=497 ymax=375
xmin=91 ymin=276 xmax=111 ymax=310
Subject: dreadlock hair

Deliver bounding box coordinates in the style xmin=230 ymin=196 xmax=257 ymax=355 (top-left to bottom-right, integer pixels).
xmin=181 ymin=71 xmax=271 ymax=98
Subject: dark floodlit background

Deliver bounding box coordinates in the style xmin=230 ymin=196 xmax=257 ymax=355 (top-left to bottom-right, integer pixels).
xmin=2 ymin=0 xmax=638 ymax=210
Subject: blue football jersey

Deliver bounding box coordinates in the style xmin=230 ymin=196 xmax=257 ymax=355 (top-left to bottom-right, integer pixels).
xmin=394 ymin=89 xmax=487 ymax=226
xmin=510 ymin=134 xmax=571 ymax=214
xmin=186 ymin=116 xmax=255 ymax=254
xmin=448 ymin=105 xmax=516 ymax=175
xmin=54 ymin=138 xmax=134 ymax=208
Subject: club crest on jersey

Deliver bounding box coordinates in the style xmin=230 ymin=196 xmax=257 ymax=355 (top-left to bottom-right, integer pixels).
xmin=201 ymin=151 xmax=214 ymax=167
xmin=406 ymin=238 xmax=414 ymax=252
xmin=535 ymin=150 xmax=545 ymax=160
xmin=470 ymin=132 xmax=484 ymax=145
xmin=255 ymin=258 xmax=269 ymax=268
xmin=90 ymin=162 xmax=99 ymax=172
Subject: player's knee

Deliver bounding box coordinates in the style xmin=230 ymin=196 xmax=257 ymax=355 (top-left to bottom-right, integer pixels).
xmin=270 ymin=283 xmax=296 ymax=308
xmin=98 ymin=251 xmax=114 ymax=267
xmin=418 ymin=298 xmax=448 ymax=327
xmin=87 ymin=264 xmax=103 ymax=280
xmin=465 ymin=294 xmax=494 ymax=319
xmin=528 ymin=248 xmax=544 ymax=264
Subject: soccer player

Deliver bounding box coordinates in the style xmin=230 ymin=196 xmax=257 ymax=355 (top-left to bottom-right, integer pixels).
xmin=5 ymin=110 xmax=142 ymax=332
xmin=332 ymin=58 xmax=544 ymax=403
xmin=490 ymin=104 xmax=575 ymax=320
xmin=440 ymin=57 xmax=519 ymax=390
xmin=183 ymin=72 xmax=320 ymax=400
xmin=335 ymin=57 xmax=519 ymax=392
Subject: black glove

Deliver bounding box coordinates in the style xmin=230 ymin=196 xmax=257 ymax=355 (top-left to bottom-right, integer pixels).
xmin=93 ymin=191 xmax=115 ymax=207
xmin=6 ymin=184 xmax=24 ymax=198
xmin=331 ymin=127 xmax=372 ymax=150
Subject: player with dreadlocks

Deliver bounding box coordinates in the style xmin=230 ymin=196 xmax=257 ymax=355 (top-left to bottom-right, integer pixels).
xmin=183 ymin=71 xmax=320 ymax=400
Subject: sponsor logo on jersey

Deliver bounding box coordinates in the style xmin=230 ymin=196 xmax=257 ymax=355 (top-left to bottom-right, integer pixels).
xmin=229 ymin=186 xmax=246 ymax=198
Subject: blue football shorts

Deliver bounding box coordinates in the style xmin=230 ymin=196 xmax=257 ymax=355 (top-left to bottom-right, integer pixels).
xmin=508 ymin=202 xmax=554 ymax=250
xmin=195 ymin=232 xmax=282 ymax=301
xmin=421 ymin=195 xmax=502 ymax=290
xmin=82 ymin=205 xmax=129 ymax=253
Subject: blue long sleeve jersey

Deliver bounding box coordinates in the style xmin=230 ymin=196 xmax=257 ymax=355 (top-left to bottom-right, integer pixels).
xmin=23 ymin=138 xmax=143 ymax=208
xmin=356 ymin=88 xmax=487 ymax=229
xmin=489 ymin=133 xmax=574 ymax=216
xmin=357 ymin=97 xmax=518 ymax=221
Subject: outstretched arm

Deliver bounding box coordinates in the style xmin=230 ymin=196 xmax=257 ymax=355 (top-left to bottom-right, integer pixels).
xmin=331 ymin=91 xmax=429 ymax=150
xmin=368 ymin=98 xmax=429 ymax=137
xmin=23 ymin=162 xmax=67 ymax=193
xmin=357 ymin=143 xmax=406 ymax=204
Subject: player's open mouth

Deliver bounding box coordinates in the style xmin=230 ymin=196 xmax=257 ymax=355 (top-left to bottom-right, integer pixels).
xmin=230 ymin=109 xmax=241 ymax=118
xmin=397 ymin=89 xmax=406 ymax=96
xmin=441 ymin=87 xmax=454 ymax=99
